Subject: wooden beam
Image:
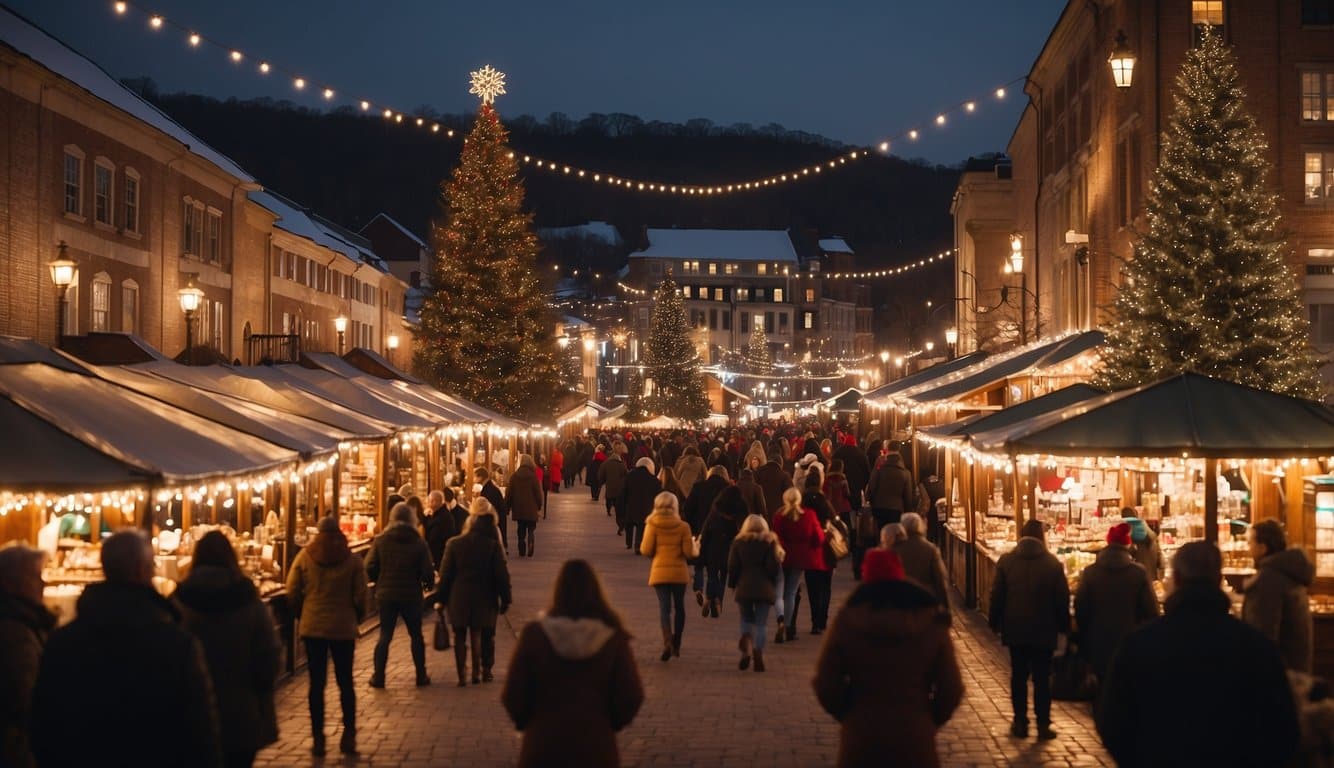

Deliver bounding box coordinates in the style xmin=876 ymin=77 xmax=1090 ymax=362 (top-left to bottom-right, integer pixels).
xmin=1204 ymin=457 xmax=1219 ymax=544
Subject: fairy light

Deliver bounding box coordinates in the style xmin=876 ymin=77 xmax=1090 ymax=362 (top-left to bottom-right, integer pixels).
xmin=188 ymin=32 xmax=200 ymax=46
xmin=148 ymin=14 xmax=162 ymax=29
xmin=229 ymin=50 xmax=242 ymax=62
xmin=293 ymin=77 xmax=305 ymax=90
xmin=259 ymin=61 xmax=270 ymax=74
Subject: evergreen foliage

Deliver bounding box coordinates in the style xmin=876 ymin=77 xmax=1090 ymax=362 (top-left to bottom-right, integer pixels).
xmin=745 ymin=316 xmax=773 ymax=375
xmin=1095 ymin=29 xmax=1324 ymax=400
xmin=414 ymin=105 xmax=562 ymax=419
xmin=643 ymin=273 xmax=710 ymax=421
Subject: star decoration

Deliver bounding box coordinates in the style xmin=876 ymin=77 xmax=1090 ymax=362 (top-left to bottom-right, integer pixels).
xmin=469 ymin=65 xmax=507 ymax=105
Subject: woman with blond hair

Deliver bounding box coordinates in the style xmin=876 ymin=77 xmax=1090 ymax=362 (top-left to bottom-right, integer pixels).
xmin=640 ymin=491 xmax=695 ymax=661
xmin=728 ymin=515 xmax=783 ymax=672
xmin=771 ymin=487 xmax=825 ymax=643
xmin=437 ymin=498 xmax=512 ymax=686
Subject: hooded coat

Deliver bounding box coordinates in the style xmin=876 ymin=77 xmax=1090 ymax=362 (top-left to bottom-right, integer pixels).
xmin=1242 ymin=546 xmax=1316 ymax=673
xmin=1072 ymin=546 xmax=1158 ymax=678
xmin=683 ymin=473 xmax=729 ymax=535
xmin=507 ymin=464 xmax=545 ymax=523
xmin=365 ymin=522 xmax=436 ymax=604
xmin=867 ymin=453 xmax=914 ymax=512
xmin=674 ymin=452 xmax=707 ymax=497
xmin=988 ymin=536 xmax=1070 ymax=650
xmin=755 ymin=461 xmax=793 ymax=517
xmin=176 ymin=565 xmax=281 ymax=756
xmin=813 ymin=580 xmax=964 ymax=768
xmin=0 ymin=592 xmax=54 ymax=768
xmin=438 ymin=520 xmax=512 ymax=629
xmin=287 ymin=530 xmax=368 ymax=640
xmin=727 ymin=533 xmax=781 ymax=604
xmin=31 ymin=582 xmax=223 ymax=768
xmin=640 ymin=507 xmax=693 ymax=585
xmin=503 ymin=616 xmax=643 ymax=768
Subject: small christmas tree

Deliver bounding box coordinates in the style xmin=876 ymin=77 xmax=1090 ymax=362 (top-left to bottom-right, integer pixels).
xmin=643 ymin=273 xmax=710 ymax=421
xmin=745 ymin=316 xmax=773 ymax=375
xmin=1096 ymin=29 xmax=1324 ymax=400
xmin=414 ymin=98 xmax=562 ymax=420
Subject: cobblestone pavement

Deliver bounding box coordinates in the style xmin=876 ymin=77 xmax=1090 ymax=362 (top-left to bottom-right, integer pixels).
xmin=258 ymin=487 xmax=1113 ymax=767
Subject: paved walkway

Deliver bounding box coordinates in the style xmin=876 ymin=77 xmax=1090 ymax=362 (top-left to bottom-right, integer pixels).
xmin=258 ymin=488 xmax=1113 ymax=767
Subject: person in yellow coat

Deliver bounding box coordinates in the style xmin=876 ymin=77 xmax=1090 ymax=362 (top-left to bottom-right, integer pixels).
xmin=640 ymin=491 xmax=695 ymax=661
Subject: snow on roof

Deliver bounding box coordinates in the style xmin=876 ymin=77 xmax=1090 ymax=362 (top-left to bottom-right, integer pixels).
xmin=633 ymin=229 xmax=799 ymax=263
xmin=364 ymin=213 xmax=428 ymax=249
xmin=0 ymin=6 xmax=253 ymax=183
xmin=819 ymin=238 xmax=853 ymax=254
xmin=250 ymin=190 xmax=385 ymax=271
xmin=538 ymin=221 xmax=622 ymax=245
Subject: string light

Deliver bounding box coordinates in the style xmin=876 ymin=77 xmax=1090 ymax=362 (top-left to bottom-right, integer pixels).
xmin=104 ymin=0 xmax=1021 ymax=199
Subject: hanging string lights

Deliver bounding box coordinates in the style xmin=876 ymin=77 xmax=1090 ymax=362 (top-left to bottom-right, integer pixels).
xmin=108 ymin=0 xmax=1022 ymax=199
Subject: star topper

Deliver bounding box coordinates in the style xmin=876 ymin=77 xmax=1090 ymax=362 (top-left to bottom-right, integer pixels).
xmin=469 ymin=65 xmax=507 ymax=105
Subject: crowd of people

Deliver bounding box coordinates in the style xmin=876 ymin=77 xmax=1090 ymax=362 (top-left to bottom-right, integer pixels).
xmin=0 ymin=418 xmax=1328 ymax=767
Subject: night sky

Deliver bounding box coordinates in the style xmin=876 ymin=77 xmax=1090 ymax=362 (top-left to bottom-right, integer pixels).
xmin=10 ymin=0 xmax=1066 ymax=165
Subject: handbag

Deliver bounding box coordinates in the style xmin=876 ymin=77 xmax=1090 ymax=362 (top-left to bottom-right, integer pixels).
xmin=855 ymin=509 xmax=879 ymax=546
xmin=1049 ymin=644 xmax=1098 ymax=701
xmin=824 ymin=519 xmax=850 ymax=561
xmin=432 ymin=607 xmax=451 ymax=651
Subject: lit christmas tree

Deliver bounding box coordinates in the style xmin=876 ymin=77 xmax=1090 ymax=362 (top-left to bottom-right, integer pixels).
xmin=745 ymin=316 xmax=773 ymax=375
xmin=643 ymin=273 xmax=710 ymax=421
xmin=414 ymin=69 xmax=562 ymax=419
xmin=1096 ymin=29 xmax=1325 ymax=400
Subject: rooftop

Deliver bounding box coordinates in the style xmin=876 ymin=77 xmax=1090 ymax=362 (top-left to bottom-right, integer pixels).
xmin=632 ymin=229 xmax=800 ymax=263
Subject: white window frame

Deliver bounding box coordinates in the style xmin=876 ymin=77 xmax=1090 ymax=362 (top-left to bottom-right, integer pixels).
xmin=774 ymin=288 xmax=785 ymax=303
xmin=713 ymin=287 xmax=724 ymax=301
xmin=757 ymin=263 xmax=767 ymax=275
xmin=708 ymin=262 xmax=717 ymax=275
xmin=90 ymin=272 xmax=111 ymax=332
xmin=121 ymin=279 xmax=139 ymax=334
xmin=1302 ymin=71 xmax=1334 ymax=123
xmin=123 ymin=168 xmax=141 ymax=235
xmin=1306 ymin=149 xmax=1334 ymax=205
xmin=206 ymin=209 xmax=222 ymax=264
xmin=93 ymin=158 xmax=114 ymax=227
xmin=63 ymin=145 xmax=85 ymax=219
xmin=211 ymin=301 xmax=224 ymax=350
xmin=63 ymin=277 xmax=78 ymax=335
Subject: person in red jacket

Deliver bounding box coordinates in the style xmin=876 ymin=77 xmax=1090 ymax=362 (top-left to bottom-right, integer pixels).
xmin=548 ymin=447 xmax=564 ymax=494
xmin=770 ymin=487 xmax=825 ymax=643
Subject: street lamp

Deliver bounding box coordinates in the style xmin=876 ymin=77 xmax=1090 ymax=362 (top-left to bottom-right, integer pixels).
xmin=894 ymin=356 xmax=905 ymax=380
xmin=558 ymin=336 xmax=570 ymax=349
xmin=386 ymin=333 xmax=400 ymax=365
xmin=1009 ymin=233 xmax=1028 ymax=344
xmin=177 ymin=280 xmax=204 ymax=365
xmin=1108 ymin=30 xmax=1136 ymax=89
xmin=945 ymin=327 xmax=958 ymax=359
xmin=334 ymin=315 xmax=348 ymax=354
xmin=47 ymin=242 xmax=77 ymax=347
xmin=925 ymin=341 xmax=935 ymax=355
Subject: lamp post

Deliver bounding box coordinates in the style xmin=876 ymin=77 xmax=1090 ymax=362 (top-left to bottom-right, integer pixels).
xmin=386 ymin=333 xmax=400 ymax=365
xmin=1009 ymin=233 xmax=1028 ymax=344
xmin=879 ymin=350 xmax=890 ymax=383
xmin=334 ymin=315 xmax=348 ymax=355
xmin=894 ymin=356 xmax=904 ymax=380
xmin=177 ymin=281 xmax=204 ymax=365
xmin=925 ymin=341 xmax=935 ymax=356
xmin=1108 ymin=29 xmax=1136 ymax=89
xmin=47 ymin=242 xmax=77 ymax=348
xmin=945 ymin=327 xmax=958 ymax=359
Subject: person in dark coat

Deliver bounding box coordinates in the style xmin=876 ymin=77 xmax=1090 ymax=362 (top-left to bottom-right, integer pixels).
xmin=502 ymin=560 xmax=643 ymax=768
xmin=802 ymin=472 xmax=840 ymax=635
xmin=32 ymin=531 xmax=223 ymax=767
xmin=507 ymin=455 xmax=545 ymax=557
xmin=438 ymin=498 xmax=513 ymax=685
xmin=0 ymin=545 xmax=55 ymax=768
xmin=477 ymin=467 xmax=510 ymax=552
xmin=988 ymin=519 xmax=1069 ymax=740
xmin=587 ymin=444 xmax=608 ymax=501
xmin=599 ymin=449 xmax=630 ymax=527
xmin=699 ymin=485 xmax=747 ymax=619
xmin=444 ymin=488 xmax=468 ymax=538
xmin=728 ymin=514 xmax=782 ymax=671
xmin=620 ymin=457 xmax=661 ymax=553
xmin=736 ymin=467 xmax=768 ymax=519
xmin=1097 ymin=541 xmax=1300 ymax=767
xmin=755 ymin=457 xmax=793 ymax=518
xmin=425 ymin=490 xmax=458 ymax=569
xmin=814 ymin=549 xmax=964 ymax=768
xmin=1072 ymin=523 xmax=1158 ymax=682
xmin=684 ymin=465 xmax=730 ymax=604
xmin=177 ymin=532 xmax=281 ymax=768
xmin=366 ymin=502 xmax=436 ymax=687
xmin=1242 ymin=519 xmax=1315 ymax=673
xmin=866 ymin=451 xmax=914 ymax=527
xmin=893 ymin=512 xmax=950 ymax=619
xmin=833 ymin=437 xmax=870 ymax=509
xmin=1122 ymin=514 xmax=1164 ymax=580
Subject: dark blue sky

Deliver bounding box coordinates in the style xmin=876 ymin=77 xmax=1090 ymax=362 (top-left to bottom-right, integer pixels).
xmin=13 ymin=0 xmax=1066 ymax=164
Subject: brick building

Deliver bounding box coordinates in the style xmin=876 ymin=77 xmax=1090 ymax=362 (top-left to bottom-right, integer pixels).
xmin=952 ymin=0 xmax=1334 ymax=380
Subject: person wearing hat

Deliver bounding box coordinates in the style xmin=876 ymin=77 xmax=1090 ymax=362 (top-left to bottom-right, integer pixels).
xmin=1073 ymin=523 xmax=1159 ymax=683
xmin=814 ymin=548 xmax=963 ymax=767
xmin=1121 ymin=510 xmax=1164 ymax=581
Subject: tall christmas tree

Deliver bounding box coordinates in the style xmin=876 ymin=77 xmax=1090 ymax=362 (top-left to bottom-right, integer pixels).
xmin=414 ymin=69 xmax=562 ymax=420
xmin=1095 ymin=29 xmax=1324 ymax=400
xmin=745 ymin=316 xmax=772 ymax=375
xmin=643 ymin=273 xmax=710 ymax=421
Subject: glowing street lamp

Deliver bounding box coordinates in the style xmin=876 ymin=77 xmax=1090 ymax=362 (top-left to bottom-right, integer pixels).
xmin=1109 ymin=30 xmax=1136 ymax=89
xmin=386 ymin=333 xmax=400 ymax=364
xmin=334 ymin=315 xmax=348 ymax=354
xmin=47 ymin=242 xmax=77 ymax=347
xmin=177 ymin=280 xmax=204 ymax=364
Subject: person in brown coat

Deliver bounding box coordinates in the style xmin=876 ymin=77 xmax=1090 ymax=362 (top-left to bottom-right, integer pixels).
xmin=894 ymin=513 xmax=950 ymax=618
xmin=735 ymin=467 xmax=768 ymax=519
xmin=502 ymin=559 xmax=644 ymax=768
xmin=0 ymin=545 xmax=54 ymax=768
xmin=506 ymin=454 xmax=545 ymax=557
xmin=438 ymin=498 xmax=513 ymax=685
xmin=814 ymin=548 xmax=964 ymax=768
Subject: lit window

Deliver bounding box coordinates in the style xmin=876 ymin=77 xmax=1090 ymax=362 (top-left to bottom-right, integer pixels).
xmin=805 ymin=288 xmax=815 ymax=303
xmin=91 ymin=275 xmax=111 ymax=331
xmin=757 ymin=263 xmax=767 ymax=275
xmin=736 ymin=288 xmax=750 ymax=301
xmin=63 ymin=148 xmax=84 ymax=216
xmin=1302 ymin=72 xmax=1334 ymax=122
xmin=121 ymin=280 xmax=138 ymax=333
xmin=708 ymin=262 xmax=717 ymax=275
xmin=803 ymin=311 xmax=814 ymax=329
xmin=1306 ymin=151 xmax=1334 ymax=204
xmin=682 ymin=286 xmax=692 ymax=298
xmin=124 ymin=170 xmax=140 ymax=234
xmin=774 ymin=288 xmax=785 ymax=303
xmin=690 ymin=260 xmax=700 ymax=273
xmin=94 ymin=161 xmax=113 ymax=225
xmin=725 ymin=263 xmax=738 ymax=275
xmin=714 ymin=287 xmax=724 ymax=301
xmin=182 ymin=199 xmax=195 ymax=255
xmin=1192 ymin=0 xmax=1224 ymax=43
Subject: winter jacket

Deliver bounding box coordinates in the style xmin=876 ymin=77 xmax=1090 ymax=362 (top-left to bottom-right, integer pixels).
xmin=598 ymin=456 xmax=629 ymax=499
xmin=867 ymin=454 xmax=914 ymax=512
xmin=893 ymin=532 xmax=950 ymax=612
xmin=481 ymin=479 xmax=508 ymax=518
xmin=792 ymin=458 xmax=824 ymax=495
xmin=988 ymin=536 xmax=1069 ymax=650
xmin=1242 ymin=546 xmax=1316 ymax=673
xmin=698 ymin=507 xmax=741 ymax=572
xmin=177 ymin=565 xmax=281 ymax=756
xmin=684 ymin=474 xmax=730 ymax=535
xmin=587 ymin=450 xmax=607 ymax=487
xmin=507 ymin=465 xmax=544 ymax=522
xmin=620 ymin=466 xmax=661 ymax=526
xmin=755 ymin=461 xmax=793 ymax=516
xmin=502 ymin=616 xmax=644 ymax=768
xmin=439 ymin=525 xmax=512 ymax=629
xmin=365 ymin=522 xmax=435 ymax=604
xmin=1072 ymin=546 xmax=1158 ymax=678
xmin=447 ymin=503 xmax=469 ymax=540
xmin=1097 ymin=585 xmax=1299 ymax=768
xmin=548 ymin=449 xmax=564 ymax=488
xmin=823 ymin=472 xmax=854 ymax=518
xmin=814 ymin=580 xmax=964 ymax=768
xmin=425 ymin=507 xmax=458 ymax=568
xmin=674 ymin=454 xmax=707 ymax=496
xmin=640 ymin=509 xmax=693 ymax=585
xmin=31 ymin=582 xmax=223 ymax=768
xmin=727 ymin=534 xmax=781 ymax=604
xmin=287 ymin=530 xmax=368 ymax=640
xmin=736 ymin=475 xmax=768 ymax=519
xmin=0 ymin=593 xmax=54 ymax=768
xmin=772 ymin=507 xmax=826 ymax=571
xmin=1131 ymin=529 xmax=1165 ymax=580
xmin=833 ymin=444 xmax=871 ymax=507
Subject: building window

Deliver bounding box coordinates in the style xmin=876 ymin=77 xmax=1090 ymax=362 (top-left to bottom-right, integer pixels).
xmin=121 ymin=280 xmax=138 ymax=334
xmin=757 ymin=263 xmax=767 ymax=275
xmin=722 ymin=311 xmax=731 ymax=331
xmin=765 ymin=311 xmax=775 ymax=333
xmin=803 ymin=311 xmax=815 ymax=330
xmin=91 ymin=274 xmax=111 ymax=332
xmin=724 ymin=263 xmax=738 ymax=275
xmin=182 ymin=199 xmax=204 ymax=257
xmin=1303 ymin=0 xmax=1334 ymax=25
xmin=649 ymin=261 xmax=662 ymax=275
xmin=682 ymin=286 xmax=692 ymax=298
xmin=284 ymin=251 xmax=297 ymax=280
xmin=124 ymin=169 xmax=140 ymax=234
xmin=804 ymin=288 xmax=815 ymax=303
xmin=206 ymin=211 xmax=222 ymax=264
xmin=713 ymin=287 xmax=724 ymax=301
xmin=63 ymin=279 xmax=78 ymax=335
xmin=1306 ymin=151 xmax=1334 ymax=204
xmin=773 ymin=288 xmax=785 ymax=303
xmin=211 ymin=301 xmax=224 ymax=350
xmin=1302 ymin=72 xmax=1334 ymax=122
xmin=93 ymin=160 xmax=114 ymax=226
xmin=708 ymin=262 xmax=717 ymax=275
xmin=1192 ymin=0 xmax=1224 ymax=43
xmin=736 ymin=288 xmax=749 ymax=301
xmin=1310 ymin=304 xmax=1334 ymax=345
xmin=63 ymin=147 xmax=84 ymax=217
xmin=778 ymin=313 xmax=789 ymax=332
xmin=740 ymin=312 xmax=750 ymax=333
